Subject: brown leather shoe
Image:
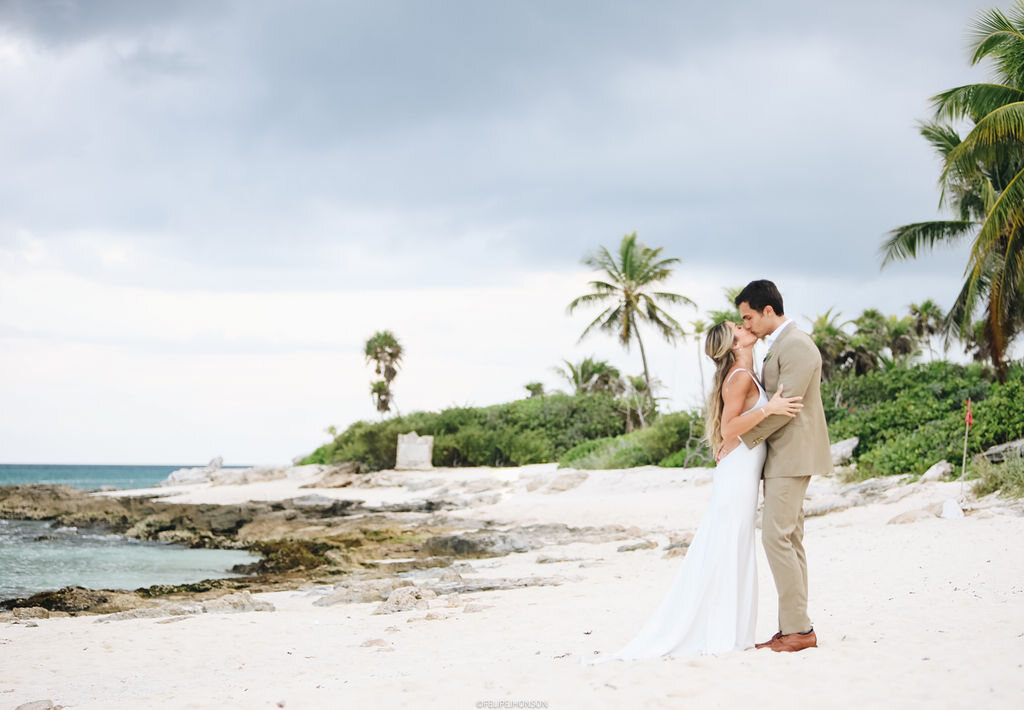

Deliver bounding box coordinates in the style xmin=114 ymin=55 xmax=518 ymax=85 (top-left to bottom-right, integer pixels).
xmin=769 ymin=629 xmax=817 ymax=653
xmin=755 ymin=631 xmax=782 ymax=649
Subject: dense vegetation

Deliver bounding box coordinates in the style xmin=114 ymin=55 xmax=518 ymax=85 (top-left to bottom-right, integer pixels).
xmin=824 ymin=361 xmax=1024 ymax=477
xmin=302 ymin=393 xmax=625 ymax=470
xmin=304 ymin=361 xmax=1024 ymax=482
xmin=557 ymin=410 xmax=711 ymax=470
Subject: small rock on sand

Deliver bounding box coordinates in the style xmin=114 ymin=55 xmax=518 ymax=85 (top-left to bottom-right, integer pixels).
xmin=374 ymin=586 xmax=437 ymax=614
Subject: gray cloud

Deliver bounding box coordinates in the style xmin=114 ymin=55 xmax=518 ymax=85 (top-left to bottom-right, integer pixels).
xmin=0 ymin=0 xmax=998 ymax=291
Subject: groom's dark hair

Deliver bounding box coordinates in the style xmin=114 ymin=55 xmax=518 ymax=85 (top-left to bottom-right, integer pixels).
xmin=735 ymin=280 xmax=785 ymax=315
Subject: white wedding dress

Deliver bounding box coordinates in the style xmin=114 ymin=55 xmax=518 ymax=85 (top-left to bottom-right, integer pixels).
xmin=585 ymin=370 xmax=767 ymax=663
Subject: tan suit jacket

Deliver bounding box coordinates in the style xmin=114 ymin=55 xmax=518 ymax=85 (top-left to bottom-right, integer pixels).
xmin=740 ymin=324 xmax=832 ymax=478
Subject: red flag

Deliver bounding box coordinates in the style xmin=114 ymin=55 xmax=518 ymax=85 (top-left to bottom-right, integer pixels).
xmin=965 ymin=399 xmax=973 ymax=427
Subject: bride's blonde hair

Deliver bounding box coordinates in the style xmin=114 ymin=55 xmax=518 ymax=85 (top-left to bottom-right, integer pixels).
xmin=704 ymin=321 xmax=736 ymax=452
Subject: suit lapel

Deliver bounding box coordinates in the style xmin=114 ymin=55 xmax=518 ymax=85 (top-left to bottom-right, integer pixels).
xmin=763 ymin=323 xmax=795 ymax=386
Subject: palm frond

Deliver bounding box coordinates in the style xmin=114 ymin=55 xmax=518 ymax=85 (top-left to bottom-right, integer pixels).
xmin=919 ymin=120 xmax=962 ymax=157
xmin=931 ymin=83 xmax=1024 ymax=123
xmin=942 ymin=102 xmax=1024 ymax=186
xmin=577 ymin=305 xmax=617 ymax=343
xmin=880 ymin=220 xmax=977 ymax=266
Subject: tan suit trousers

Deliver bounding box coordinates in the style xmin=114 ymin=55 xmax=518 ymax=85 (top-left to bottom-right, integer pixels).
xmin=762 ymin=475 xmax=812 ymax=635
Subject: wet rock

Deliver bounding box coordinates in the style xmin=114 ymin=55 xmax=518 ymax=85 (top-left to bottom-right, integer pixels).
xmin=3 ymin=586 xmax=143 ymax=614
xmin=374 ymin=586 xmax=437 ymax=614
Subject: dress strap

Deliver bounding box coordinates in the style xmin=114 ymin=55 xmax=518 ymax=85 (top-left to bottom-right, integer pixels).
xmin=726 ymin=368 xmax=764 ymax=392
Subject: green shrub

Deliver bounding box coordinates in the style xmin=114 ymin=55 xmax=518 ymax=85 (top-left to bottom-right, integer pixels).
xmin=829 ymin=362 xmax=1024 ymax=478
xmin=302 ymin=393 xmax=624 ymax=471
xmin=971 ymin=451 xmax=1024 ymax=499
xmin=557 ymin=409 xmax=712 ymax=470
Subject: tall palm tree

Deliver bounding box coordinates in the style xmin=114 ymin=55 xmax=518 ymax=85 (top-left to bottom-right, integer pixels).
xmin=881 ymin=3 xmax=1024 ymax=381
xmin=364 ymin=330 xmax=403 ymax=415
xmin=909 ymin=299 xmax=946 ymax=360
xmin=690 ymin=318 xmax=709 ymax=401
xmin=567 ymin=233 xmax=694 ymax=422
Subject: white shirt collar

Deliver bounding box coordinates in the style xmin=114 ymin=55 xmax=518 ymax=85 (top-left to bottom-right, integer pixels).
xmin=763 ymin=318 xmax=793 ymax=350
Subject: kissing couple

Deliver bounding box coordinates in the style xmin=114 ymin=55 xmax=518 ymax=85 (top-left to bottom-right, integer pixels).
xmin=586 ymin=279 xmax=832 ymax=663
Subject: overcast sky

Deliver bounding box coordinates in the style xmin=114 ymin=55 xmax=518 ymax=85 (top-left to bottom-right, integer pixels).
xmin=0 ymin=0 xmax=1009 ymax=464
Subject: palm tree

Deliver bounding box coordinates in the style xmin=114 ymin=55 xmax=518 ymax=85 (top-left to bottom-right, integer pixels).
xmin=567 ymin=232 xmax=694 ymax=423
xmin=524 ymin=382 xmax=546 ymax=398
xmin=807 ymin=308 xmax=851 ymax=381
xmin=619 ymin=374 xmax=661 ymax=432
xmin=369 ymin=380 xmax=392 ymax=415
xmin=364 ymin=330 xmax=403 ymax=415
xmin=881 ymin=4 xmax=1024 ymax=381
xmin=909 ymin=299 xmax=946 ymax=360
xmin=554 ymin=357 xmax=625 ymax=396
xmin=886 ymin=314 xmax=918 ymax=362
xmin=689 ymin=318 xmax=709 ymax=400
xmin=706 ymin=286 xmax=743 ymax=326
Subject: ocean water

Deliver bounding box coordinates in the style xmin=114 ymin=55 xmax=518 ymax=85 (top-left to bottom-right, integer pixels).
xmin=0 ymin=463 xmax=201 ymax=490
xmin=0 ymin=464 xmax=257 ymax=602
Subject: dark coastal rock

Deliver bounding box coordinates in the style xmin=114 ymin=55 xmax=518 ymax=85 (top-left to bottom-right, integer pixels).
xmin=285 ymin=495 xmax=365 ymax=517
xmin=2 ymin=586 xmax=146 ymax=614
xmin=421 ymin=532 xmax=531 ymax=558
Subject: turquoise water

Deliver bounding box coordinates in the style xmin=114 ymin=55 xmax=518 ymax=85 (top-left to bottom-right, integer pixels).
xmin=0 ymin=463 xmax=206 ymax=490
xmin=0 ymin=464 xmax=258 ymax=603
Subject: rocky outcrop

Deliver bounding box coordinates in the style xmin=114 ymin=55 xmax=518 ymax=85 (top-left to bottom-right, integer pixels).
xmin=97 ymin=591 xmax=274 ymax=621
xmin=919 ymin=461 xmax=953 ymax=483
xmin=978 ymin=438 xmax=1024 ymax=463
xmin=830 ymin=437 xmax=859 ymax=466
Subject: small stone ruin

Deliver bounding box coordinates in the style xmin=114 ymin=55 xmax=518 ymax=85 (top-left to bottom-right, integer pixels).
xmin=396 ymin=432 xmax=434 ymax=470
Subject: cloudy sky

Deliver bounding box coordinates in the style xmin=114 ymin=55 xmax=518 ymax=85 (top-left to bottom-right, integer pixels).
xmin=0 ymin=0 xmax=1006 ymax=464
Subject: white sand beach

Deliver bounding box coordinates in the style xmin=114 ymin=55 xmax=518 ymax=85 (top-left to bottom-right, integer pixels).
xmin=3 ymin=464 xmax=1023 ymax=710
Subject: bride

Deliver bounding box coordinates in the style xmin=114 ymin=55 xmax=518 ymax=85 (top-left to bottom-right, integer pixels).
xmin=585 ymin=320 xmax=803 ymax=662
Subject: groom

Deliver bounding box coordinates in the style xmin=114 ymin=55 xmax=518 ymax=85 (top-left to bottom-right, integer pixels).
xmin=735 ymin=280 xmax=832 ymax=653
